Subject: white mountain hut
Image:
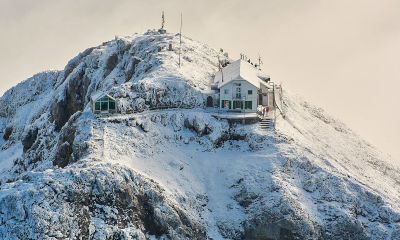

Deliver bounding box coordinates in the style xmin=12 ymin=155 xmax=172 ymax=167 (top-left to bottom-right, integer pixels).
xmin=213 ymin=59 xmax=274 ymax=113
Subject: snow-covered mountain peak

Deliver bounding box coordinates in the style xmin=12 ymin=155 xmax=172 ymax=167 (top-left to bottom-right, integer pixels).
xmin=0 ymin=31 xmax=399 ymax=240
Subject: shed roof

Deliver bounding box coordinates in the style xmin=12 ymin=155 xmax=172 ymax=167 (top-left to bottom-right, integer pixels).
xmin=214 ymin=59 xmax=268 ymax=89
xmin=91 ymin=92 xmax=116 ymax=102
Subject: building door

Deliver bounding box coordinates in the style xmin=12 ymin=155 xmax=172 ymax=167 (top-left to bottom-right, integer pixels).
xmin=206 ymin=96 xmax=213 ymax=107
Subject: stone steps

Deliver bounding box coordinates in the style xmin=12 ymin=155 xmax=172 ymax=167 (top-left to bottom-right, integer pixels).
xmin=260 ymin=118 xmax=273 ymax=129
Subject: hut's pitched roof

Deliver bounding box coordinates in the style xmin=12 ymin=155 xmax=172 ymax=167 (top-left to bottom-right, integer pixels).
xmin=214 ymin=59 xmax=268 ymax=89
xmin=91 ymin=92 xmax=116 ymax=102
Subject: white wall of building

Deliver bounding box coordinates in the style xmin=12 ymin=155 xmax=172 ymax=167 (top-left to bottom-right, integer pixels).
xmin=219 ymin=80 xmax=259 ymax=112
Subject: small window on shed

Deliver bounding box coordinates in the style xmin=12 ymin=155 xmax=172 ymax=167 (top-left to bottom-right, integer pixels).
xmin=224 ymin=89 xmax=229 ymax=94
xmin=95 ymin=102 xmax=101 ymax=111
xmin=109 ymin=101 xmax=116 ymax=110
xmin=248 ymin=90 xmax=253 ymax=95
xmin=101 ymin=101 xmax=108 ymax=111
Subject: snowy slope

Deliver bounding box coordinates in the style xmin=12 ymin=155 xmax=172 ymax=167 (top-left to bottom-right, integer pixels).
xmin=0 ymin=30 xmax=399 ymax=240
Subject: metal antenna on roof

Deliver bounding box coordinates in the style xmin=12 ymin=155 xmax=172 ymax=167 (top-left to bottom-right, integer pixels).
xmin=178 ymin=13 xmax=182 ymax=67
xmin=258 ymin=55 xmax=263 ymax=70
xmin=217 ymin=55 xmax=224 ymax=82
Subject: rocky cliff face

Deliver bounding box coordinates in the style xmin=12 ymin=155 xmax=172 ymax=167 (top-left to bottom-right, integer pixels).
xmin=0 ymin=31 xmax=399 ymax=240
xmin=0 ymin=163 xmax=206 ymax=239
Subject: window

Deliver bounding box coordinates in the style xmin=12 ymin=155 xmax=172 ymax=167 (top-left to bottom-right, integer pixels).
xmin=236 ymin=87 xmax=241 ymax=99
xmin=95 ymin=102 xmax=100 ymax=111
xmin=221 ymin=100 xmax=231 ymax=109
xmin=245 ymin=101 xmax=252 ymax=109
xmin=101 ymin=101 xmax=108 ymax=111
xmin=233 ymin=100 xmax=243 ymax=109
xmin=248 ymin=90 xmax=253 ymax=95
xmin=109 ymin=101 xmax=116 ymax=110
xmin=224 ymin=89 xmax=229 ymax=94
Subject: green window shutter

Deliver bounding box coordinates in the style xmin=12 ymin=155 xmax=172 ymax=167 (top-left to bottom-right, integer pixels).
xmin=229 ymin=101 xmax=231 ymax=109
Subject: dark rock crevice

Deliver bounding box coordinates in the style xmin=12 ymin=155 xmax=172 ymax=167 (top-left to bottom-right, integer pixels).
xmin=242 ymin=214 xmax=309 ymax=240
xmin=3 ymin=126 xmax=12 ymax=140
xmin=104 ymin=53 xmax=119 ymax=78
xmin=214 ymin=132 xmax=247 ymax=148
xmin=124 ymin=57 xmax=141 ymax=82
xmin=137 ymin=193 xmax=169 ymax=237
xmin=53 ymin=112 xmax=81 ymax=168
xmin=62 ymin=47 xmax=94 ymax=84
xmin=51 ymin=64 xmax=91 ymax=132
xmin=22 ymin=128 xmax=38 ymax=152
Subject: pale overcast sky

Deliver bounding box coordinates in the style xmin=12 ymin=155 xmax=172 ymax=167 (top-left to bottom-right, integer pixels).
xmin=0 ymin=0 xmax=399 ymax=162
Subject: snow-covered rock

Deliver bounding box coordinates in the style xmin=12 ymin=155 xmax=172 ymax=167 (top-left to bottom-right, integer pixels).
xmin=0 ymin=30 xmax=399 ymax=239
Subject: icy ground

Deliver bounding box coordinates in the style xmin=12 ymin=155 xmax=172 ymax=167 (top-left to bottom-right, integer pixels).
xmin=88 ymin=103 xmax=400 ymax=239
xmin=0 ymin=30 xmax=399 ymax=239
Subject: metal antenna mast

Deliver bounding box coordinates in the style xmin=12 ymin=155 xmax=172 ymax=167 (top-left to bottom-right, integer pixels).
xmin=258 ymin=55 xmax=263 ymax=70
xmin=161 ymin=11 xmax=165 ymax=29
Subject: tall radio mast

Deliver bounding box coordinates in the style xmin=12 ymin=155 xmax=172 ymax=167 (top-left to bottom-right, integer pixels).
xmin=161 ymin=11 xmax=165 ymax=29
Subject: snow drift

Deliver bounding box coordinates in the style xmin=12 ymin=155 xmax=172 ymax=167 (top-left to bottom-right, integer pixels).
xmin=0 ymin=30 xmax=399 ymax=240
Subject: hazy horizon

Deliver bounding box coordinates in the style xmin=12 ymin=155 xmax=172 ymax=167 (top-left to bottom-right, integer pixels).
xmin=1 ymin=0 xmax=399 ymax=163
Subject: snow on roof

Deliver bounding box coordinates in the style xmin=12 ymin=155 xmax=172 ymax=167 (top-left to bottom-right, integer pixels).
xmin=214 ymin=59 xmax=268 ymax=89
xmin=91 ymin=92 xmax=116 ymax=102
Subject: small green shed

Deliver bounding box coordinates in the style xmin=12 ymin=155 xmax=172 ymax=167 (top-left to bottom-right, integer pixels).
xmin=91 ymin=92 xmax=117 ymax=114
